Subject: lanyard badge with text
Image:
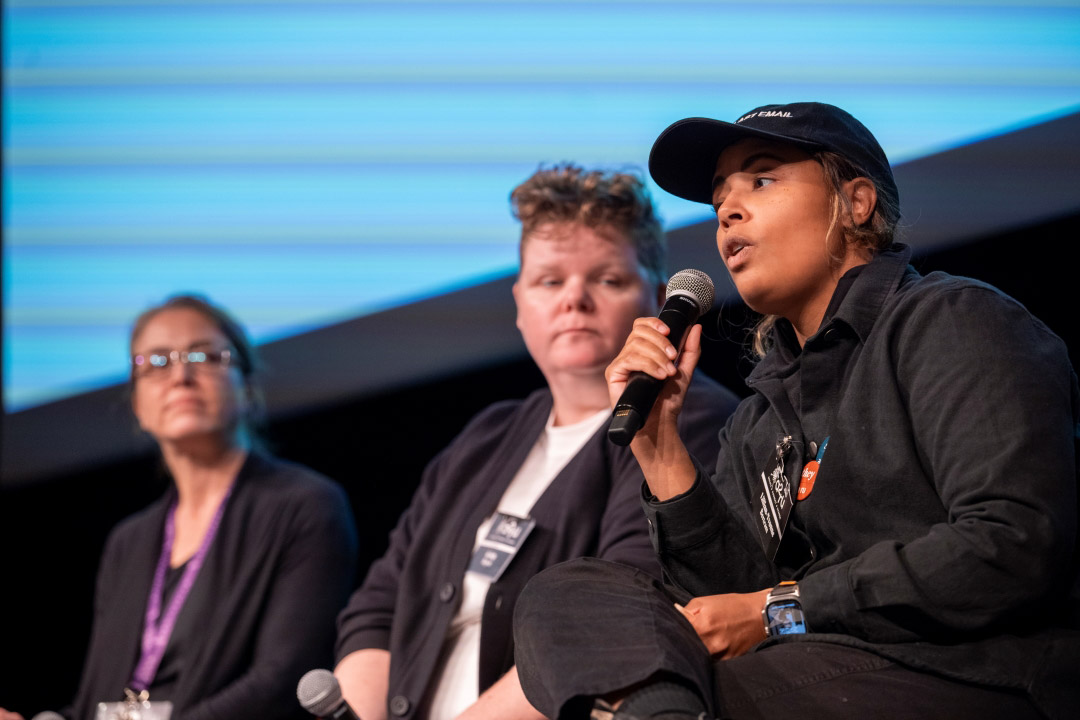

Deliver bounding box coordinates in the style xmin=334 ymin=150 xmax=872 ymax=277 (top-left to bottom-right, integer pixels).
xmin=467 ymin=512 xmax=536 ymax=582
xmin=751 ymin=436 xmax=795 ymax=561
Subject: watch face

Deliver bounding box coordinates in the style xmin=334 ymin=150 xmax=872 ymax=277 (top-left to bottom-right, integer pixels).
xmin=766 ymin=599 xmax=807 ymax=635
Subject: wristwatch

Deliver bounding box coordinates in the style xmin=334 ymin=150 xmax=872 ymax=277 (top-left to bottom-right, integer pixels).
xmin=762 ymin=580 xmax=807 ymax=637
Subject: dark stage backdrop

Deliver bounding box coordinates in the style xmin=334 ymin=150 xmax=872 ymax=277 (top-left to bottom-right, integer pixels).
xmin=1 ymin=212 xmax=1077 ymax=716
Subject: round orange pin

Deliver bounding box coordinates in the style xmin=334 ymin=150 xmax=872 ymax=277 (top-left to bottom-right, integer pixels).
xmin=798 ymin=460 xmax=819 ymax=500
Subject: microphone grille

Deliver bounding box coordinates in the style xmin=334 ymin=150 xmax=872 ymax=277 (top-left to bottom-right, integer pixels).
xmin=666 ymin=269 xmax=715 ymax=311
xmin=297 ymin=668 xmax=342 ymax=716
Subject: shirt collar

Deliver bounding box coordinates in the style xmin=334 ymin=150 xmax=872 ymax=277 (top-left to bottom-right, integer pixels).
xmin=829 ymin=242 xmax=912 ymax=343
xmin=752 ymin=243 xmax=913 ymax=377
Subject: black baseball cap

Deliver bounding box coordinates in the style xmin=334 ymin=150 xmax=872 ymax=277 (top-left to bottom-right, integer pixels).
xmin=648 ymin=102 xmax=898 ymax=210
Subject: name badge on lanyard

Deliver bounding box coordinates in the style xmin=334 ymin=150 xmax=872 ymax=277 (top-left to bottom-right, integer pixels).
xmin=751 ymin=436 xmax=794 ymax=561
xmin=466 ymin=512 xmax=536 ymax=582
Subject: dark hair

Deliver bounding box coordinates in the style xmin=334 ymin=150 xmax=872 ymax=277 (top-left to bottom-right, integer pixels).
xmin=510 ymin=163 xmax=667 ymax=286
xmin=129 ymin=294 xmax=266 ymax=441
xmin=749 ymin=149 xmax=902 ymax=358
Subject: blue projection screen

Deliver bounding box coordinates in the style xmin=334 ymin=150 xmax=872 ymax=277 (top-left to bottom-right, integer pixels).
xmin=4 ymin=0 xmax=1080 ymax=412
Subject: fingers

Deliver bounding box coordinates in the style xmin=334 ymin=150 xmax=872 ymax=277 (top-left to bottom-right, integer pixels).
xmin=675 ymin=600 xmax=711 ymax=648
xmin=674 ymin=602 xmax=701 ymax=637
xmin=606 ymin=318 xmax=680 ymax=386
xmin=679 ymin=591 xmax=772 ymax=660
xmin=673 ymin=324 xmax=703 ymax=384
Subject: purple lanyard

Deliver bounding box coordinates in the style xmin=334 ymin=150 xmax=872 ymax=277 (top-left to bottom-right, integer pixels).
xmin=130 ymin=484 xmax=234 ymax=691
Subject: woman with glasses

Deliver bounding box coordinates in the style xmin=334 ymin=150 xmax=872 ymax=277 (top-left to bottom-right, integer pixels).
xmin=46 ymin=295 xmax=356 ymax=720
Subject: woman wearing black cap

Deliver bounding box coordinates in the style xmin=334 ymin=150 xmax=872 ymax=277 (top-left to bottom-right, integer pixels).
xmin=512 ymin=103 xmax=1079 ymax=720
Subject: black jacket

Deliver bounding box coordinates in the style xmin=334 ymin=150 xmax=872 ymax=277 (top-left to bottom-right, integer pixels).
xmin=644 ymin=245 xmax=1080 ymax=719
xmin=336 ymin=379 xmax=739 ymax=720
xmin=70 ymin=453 xmax=358 ymax=720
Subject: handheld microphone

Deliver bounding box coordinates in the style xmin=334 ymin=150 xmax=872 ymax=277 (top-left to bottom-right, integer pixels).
xmin=297 ymin=669 xmax=362 ymax=720
xmin=31 ymin=713 xmax=65 ymax=720
xmin=608 ymin=269 xmax=715 ymax=446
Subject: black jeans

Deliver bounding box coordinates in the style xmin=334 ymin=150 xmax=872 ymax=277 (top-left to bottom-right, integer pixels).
xmin=513 ymin=558 xmax=1042 ymax=720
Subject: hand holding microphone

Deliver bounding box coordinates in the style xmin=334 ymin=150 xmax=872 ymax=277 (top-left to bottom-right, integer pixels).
xmin=608 ymin=269 xmax=715 ymax=446
xmin=297 ymin=669 xmax=362 ymax=720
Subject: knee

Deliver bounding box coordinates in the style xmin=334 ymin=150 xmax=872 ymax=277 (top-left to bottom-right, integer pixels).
xmin=514 ymin=558 xmax=594 ymax=627
xmin=515 ymin=557 xmax=658 ymax=633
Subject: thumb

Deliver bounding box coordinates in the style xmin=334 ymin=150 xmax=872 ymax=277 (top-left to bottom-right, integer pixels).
xmin=676 ymin=323 xmax=703 ymax=381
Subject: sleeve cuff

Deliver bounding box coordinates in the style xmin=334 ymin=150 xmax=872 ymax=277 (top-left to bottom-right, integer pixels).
xmin=797 ymin=563 xmax=858 ymax=635
xmin=641 ymin=459 xmax=728 ymax=554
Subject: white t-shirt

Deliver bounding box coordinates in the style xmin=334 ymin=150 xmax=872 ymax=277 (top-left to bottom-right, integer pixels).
xmin=423 ymin=407 xmax=610 ymax=720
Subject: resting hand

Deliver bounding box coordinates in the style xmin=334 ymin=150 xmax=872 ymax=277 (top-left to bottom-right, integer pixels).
xmin=454 ymin=667 xmax=544 ymax=720
xmin=676 ymin=589 xmax=771 ymax=659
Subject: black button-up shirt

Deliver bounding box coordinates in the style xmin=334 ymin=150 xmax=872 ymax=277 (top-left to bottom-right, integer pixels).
xmin=644 ymin=244 xmax=1080 ymax=718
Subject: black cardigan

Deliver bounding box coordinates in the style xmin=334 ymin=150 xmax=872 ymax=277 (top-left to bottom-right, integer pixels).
xmin=336 ymin=378 xmax=739 ymax=719
xmin=70 ymin=453 xmax=358 ymax=720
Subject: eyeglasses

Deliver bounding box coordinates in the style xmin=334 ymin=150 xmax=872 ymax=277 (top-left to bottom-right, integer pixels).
xmin=132 ymin=348 xmax=233 ymax=379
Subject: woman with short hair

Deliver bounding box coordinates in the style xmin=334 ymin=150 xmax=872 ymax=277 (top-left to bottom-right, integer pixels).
xmin=333 ymin=165 xmax=740 ymax=720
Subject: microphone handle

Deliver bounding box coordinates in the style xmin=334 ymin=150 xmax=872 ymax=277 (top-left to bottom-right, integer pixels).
xmin=608 ymin=296 xmax=698 ymax=446
xmin=327 ymin=703 xmax=361 ymax=720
